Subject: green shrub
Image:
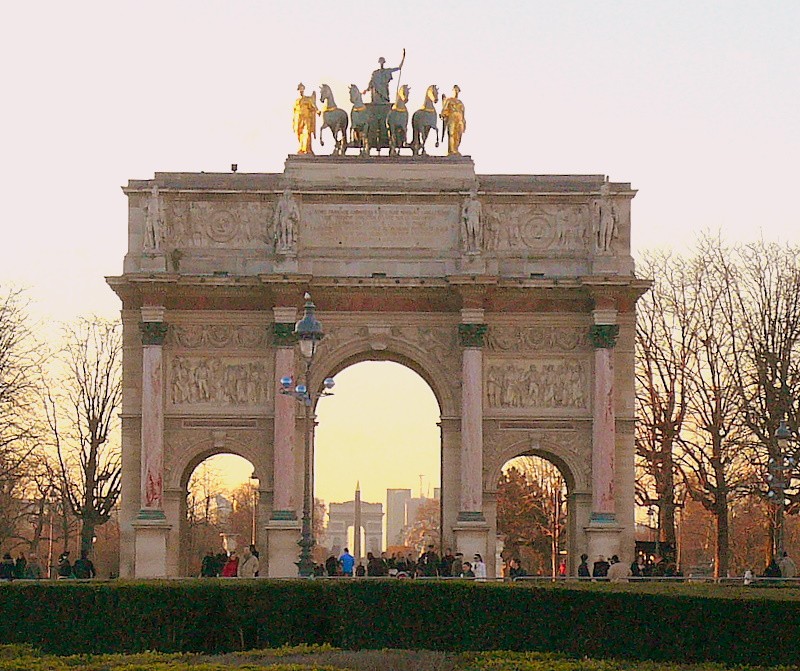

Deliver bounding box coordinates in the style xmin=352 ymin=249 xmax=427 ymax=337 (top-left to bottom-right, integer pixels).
xmin=1 ymin=580 xmax=799 ymax=665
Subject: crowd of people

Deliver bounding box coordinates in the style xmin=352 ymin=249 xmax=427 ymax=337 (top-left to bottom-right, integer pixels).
xmin=0 ymin=550 xmax=96 ymax=580
xmin=320 ymin=545 xmax=494 ymax=579
xmin=200 ymin=544 xmax=260 ymax=578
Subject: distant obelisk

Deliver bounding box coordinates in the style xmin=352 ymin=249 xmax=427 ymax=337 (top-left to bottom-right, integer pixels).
xmin=354 ymin=482 xmax=362 ymax=565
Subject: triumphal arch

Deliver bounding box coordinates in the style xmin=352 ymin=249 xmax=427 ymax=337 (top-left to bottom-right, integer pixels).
xmin=109 ymin=67 xmax=647 ymax=578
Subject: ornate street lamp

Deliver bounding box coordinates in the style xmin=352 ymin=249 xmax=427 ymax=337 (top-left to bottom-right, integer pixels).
xmin=768 ymin=420 xmax=794 ymax=558
xmin=280 ymin=293 xmax=335 ymax=577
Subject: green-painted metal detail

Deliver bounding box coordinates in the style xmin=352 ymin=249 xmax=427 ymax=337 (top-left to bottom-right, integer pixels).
xmin=273 ymin=322 xmax=297 ymax=347
xmin=136 ymin=508 xmax=167 ymax=521
xmin=589 ymin=324 xmax=620 ymax=349
xmin=140 ymin=322 xmax=169 ymax=346
xmin=457 ymin=511 xmax=486 ymax=522
xmin=458 ymin=323 xmax=488 ymax=348
xmin=271 ymin=510 xmax=298 ymax=521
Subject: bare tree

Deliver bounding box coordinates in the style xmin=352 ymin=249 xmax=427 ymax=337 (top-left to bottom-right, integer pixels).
xmin=0 ymin=287 xmax=44 ymax=549
xmin=722 ymin=241 xmax=800 ymax=560
xmin=675 ymin=237 xmax=755 ymax=577
xmin=45 ymin=318 xmax=123 ymax=558
xmin=635 ymin=251 xmax=698 ymax=557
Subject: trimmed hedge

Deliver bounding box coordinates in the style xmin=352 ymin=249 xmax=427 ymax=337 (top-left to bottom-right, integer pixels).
xmin=2 ymin=580 xmax=799 ymax=665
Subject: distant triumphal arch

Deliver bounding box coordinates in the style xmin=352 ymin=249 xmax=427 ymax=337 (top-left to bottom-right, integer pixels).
xmin=108 ymin=156 xmax=648 ymax=577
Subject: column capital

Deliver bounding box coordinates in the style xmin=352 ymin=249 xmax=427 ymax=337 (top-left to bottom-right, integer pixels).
xmin=273 ymin=322 xmax=298 ymax=347
xmin=589 ymin=324 xmax=619 ymax=349
xmin=458 ymin=323 xmax=488 ymax=348
xmin=139 ymin=321 xmax=169 ymax=346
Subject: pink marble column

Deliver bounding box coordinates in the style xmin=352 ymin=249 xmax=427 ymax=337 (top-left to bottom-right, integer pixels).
xmin=458 ymin=323 xmax=487 ymax=521
xmin=590 ymin=323 xmax=619 ymax=523
xmin=271 ymin=319 xmax=297 ymax=520
xmin=139 ymin=320 xmax=168 ymax=518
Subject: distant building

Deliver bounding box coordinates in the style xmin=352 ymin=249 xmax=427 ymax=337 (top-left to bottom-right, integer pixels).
xmin=386 ymin=488 xmax=440 ymax=548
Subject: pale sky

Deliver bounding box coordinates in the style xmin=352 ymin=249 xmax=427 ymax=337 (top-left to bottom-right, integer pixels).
xmin=2 ymin=2 xmax=799 ymax=502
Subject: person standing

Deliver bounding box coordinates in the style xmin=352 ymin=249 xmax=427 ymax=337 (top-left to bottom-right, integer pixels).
xmin=779 ymin=551 xmax=797 ymax=579
xmin=339 ymin=548 xmax=355 ymax=577
xmin=592 ymin=555 xmax=610 ymax=580
xmin=607 ymin=555 xmax=631 ymax=582
xmin=473 ymin=554 xmax=487 ymax=579
xmin=200 ymin=551 xmax=217 ymax=577
xmin=451 ymin=552 xmax=464 ymax=578
xmin=237 ymin=546 xmax=259 ymax=578
xmin=221 ymin=551 xmax=239 ymax=577
xmin=0 ymin=554 xmax=14 ymax=580
xmin=72 ymin=552 xmax=96 ymax=579
xmin=577 ymin=553 xmax=590 ymax=578
xmin=57 ymin=551 xmax=73 ymax=579
xmin=23 ymin=554 xmax=43 ymax=580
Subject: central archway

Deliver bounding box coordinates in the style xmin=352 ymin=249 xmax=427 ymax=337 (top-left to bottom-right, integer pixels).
xmin=314 ymin=361 xmax=441 ymax=568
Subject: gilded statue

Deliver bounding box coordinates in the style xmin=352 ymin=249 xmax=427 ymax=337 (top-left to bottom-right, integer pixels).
xmin=364 ymin=51 xmax=405 ymax=104
xmin=440 ymin=85 xmax=466 ymax=156
xmin=292 ymin=83 xmax=318 ymax=155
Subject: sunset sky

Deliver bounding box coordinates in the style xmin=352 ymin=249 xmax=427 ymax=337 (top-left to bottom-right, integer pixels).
xmin=2 ymin=2 xmax=798 ymax=505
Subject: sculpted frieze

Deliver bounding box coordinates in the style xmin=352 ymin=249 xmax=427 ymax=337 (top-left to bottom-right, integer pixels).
xmin=485 ymin=360 xmax=588 ymax=409
xmin=168 ymin=324 xmax=267 ymax=349
xmin=165 ymin=200 xmax=273 ymax=249
xmin=483 ymin=204 xmax=590 ymax=252
xmin=486 ymin=326 xmax=590 ymax=352
xmin=169 ymin=356 xmax=271 ymax=406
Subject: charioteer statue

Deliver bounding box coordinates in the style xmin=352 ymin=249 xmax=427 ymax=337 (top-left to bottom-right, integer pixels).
xmin=292 ymin=52 xmax=466 ymax=157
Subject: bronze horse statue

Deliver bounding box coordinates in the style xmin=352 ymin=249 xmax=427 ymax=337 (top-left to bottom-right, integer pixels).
xmin=349 ymin=85 xmax=371 ymax=156
xmin=319 ymin=84 xmax=348 ymax=156
xmin=411 ymin=85 xmax=440 ymax=156
xmin=387 ymin=84 xmax=410 ymax=156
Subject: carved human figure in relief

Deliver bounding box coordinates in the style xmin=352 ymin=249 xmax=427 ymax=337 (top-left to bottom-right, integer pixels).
xmin=593 ymin=182 xmax=618 ymax=254
xmin=461 ymin=190 xmax=482 ymax=254
xmin=293 ymin=83 xmax=318 ymax=155
xmin=440 ymin=85 xmax=466 ymax=156
xmin=273 ymin=189 xmax=300 ymax=253
xmin=144 ymin=185 xmax=164 ymax=251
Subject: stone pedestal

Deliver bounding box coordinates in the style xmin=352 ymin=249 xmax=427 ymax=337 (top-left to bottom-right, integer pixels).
xmin=453 ymin=520 xmax=491 ymax=575
xmin=266 ymin=520 xmax=301 ymax=577
xmin=585 ymin=524 xmax=623 ymax=564
xmin=133 ymin=517 xmax=171 ymax=578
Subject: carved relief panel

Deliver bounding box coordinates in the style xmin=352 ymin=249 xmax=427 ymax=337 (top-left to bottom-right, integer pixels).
xmin=482 ymin=203 xmax=591 ymax=253
xmin=485 ymin=360 xmax=589 ymax=411
xmin=168 ymin=356 xmax=272 ymax=408
xmin=164 ymin=199 xmax=274 ymax=249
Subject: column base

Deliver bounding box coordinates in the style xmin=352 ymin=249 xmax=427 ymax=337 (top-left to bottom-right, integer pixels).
xmin=453 ymin=518 xmax=491 ymax=577
xmin=584 ymin=522 xmax=623 ymax=565
xmin=266 ymin=520 xmax=302 ymax=577
xmin=132 ymin=515 xmax=171 ymax=578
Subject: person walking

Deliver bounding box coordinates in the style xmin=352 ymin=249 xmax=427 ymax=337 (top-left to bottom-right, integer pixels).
xmin=57 ymin=551 xmax=73 ymax=579
xmin=0 ymin=554 xmax=15 ymax=580
xmin=200 ymin=551 xmax=217 ymax=577
xmin=24 ymin=554 xmax=43 ymax=580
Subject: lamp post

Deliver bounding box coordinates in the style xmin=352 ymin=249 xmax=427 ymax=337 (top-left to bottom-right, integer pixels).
xmin=768 ymin=420 xmax=794 ymax=558
xmin=279 ymin=293 xmax=335 ymax=577
xmin=249 ymin=472 xmax=259 ymax=547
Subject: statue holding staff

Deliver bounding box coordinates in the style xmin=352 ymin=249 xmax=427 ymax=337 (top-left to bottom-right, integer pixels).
xmin=364 ymin=50 xmax=405 ymax=104
xmin=292 ymin=83 xmax=318 ymax=154
xmin=440 ymin=85 xmax=466 ymax=156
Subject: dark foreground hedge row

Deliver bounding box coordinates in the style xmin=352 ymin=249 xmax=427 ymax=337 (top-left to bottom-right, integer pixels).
xmin=2 ymin=580 xmax=799 ymax=665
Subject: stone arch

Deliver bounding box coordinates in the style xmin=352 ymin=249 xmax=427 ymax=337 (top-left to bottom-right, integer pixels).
xmin=311 ymin=332 xmax=458 ymax=418
xmin=484 ymin=432 xmax=590 ymax=495
xmin=167 ymin=433 xmax=268 ymax=492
